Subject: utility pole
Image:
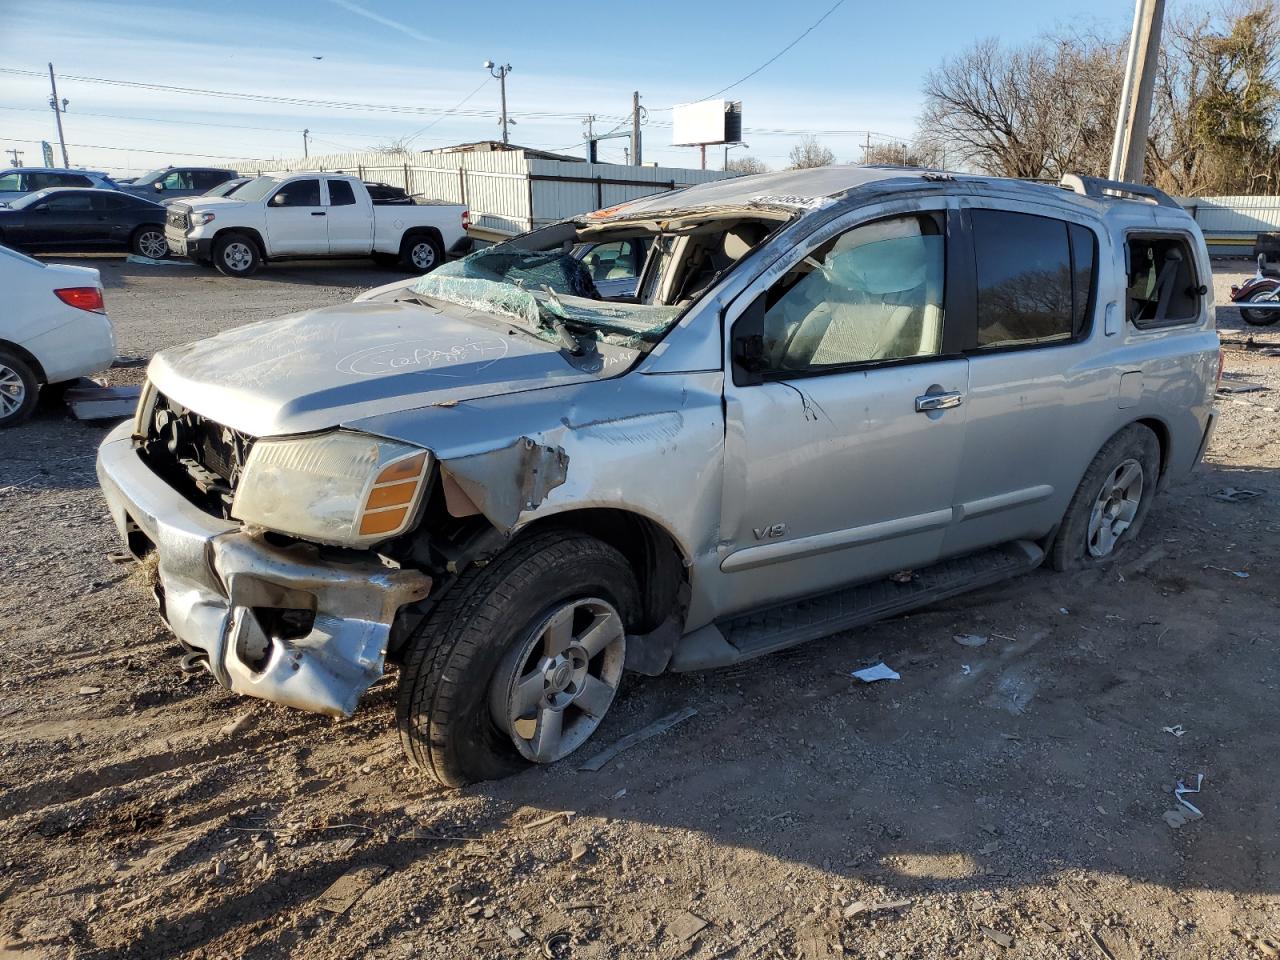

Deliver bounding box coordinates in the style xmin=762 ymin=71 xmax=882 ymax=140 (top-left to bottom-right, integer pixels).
xmin=1109 ymin=0 xmax=1166 ymax=183
xmin=5 ymin=148 xmax=22 ymax=167
xmin=485 ymin=61 xmax=513 ymax=144
xmin=302 ymin=129 xmax=310 ymax=158
xmin=631 ymin=90 xmax=643 ymax=166
xmin=583 ymin=115 xmax=596 ymax=163
xmin=47 ymin=62 xmax=69 ymax=167
xmin=863 ymin=131 xmax=871 ymax=164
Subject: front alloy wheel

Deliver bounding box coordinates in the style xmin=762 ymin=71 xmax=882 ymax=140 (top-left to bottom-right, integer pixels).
xmin=396 ymin=529 xmax=640 ymax=787
xmin=1087 ymin=458 xmax=1143 ymax=558
xmin=489 ymin=597 xmax=625 ymax=763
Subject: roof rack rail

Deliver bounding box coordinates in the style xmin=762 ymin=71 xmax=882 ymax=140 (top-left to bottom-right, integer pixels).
xmin=1058 ymin=174 xmax=1179 ymax=209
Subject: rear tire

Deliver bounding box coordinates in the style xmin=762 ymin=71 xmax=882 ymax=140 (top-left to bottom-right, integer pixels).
xmin=400 ymin=233 xmax=443 ymax=273
xmin=130 ymin=225 xmax=168 ymax=259
xmin=396 ymin=529 xmax=639 ymax=787
xmin=0 ymin=350 xmax=39 ymax=428
xmin=1241 ymin=288 xmax=1280 ymax=326
xmin=212 ymin=232 xmax=261 ymax=278
xmin=1049 ymin=424 xmax=1160 ymax=571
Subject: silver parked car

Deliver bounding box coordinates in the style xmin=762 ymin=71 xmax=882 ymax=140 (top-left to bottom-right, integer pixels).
xmin=96 ymin=167 xmax=1219 ymax=786
xmin=0 ymin=167 xmax=118 ymax=203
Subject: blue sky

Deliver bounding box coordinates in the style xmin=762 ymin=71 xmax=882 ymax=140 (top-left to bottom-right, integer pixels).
xmin=0 ymin=0 xmax=1136 ymax=177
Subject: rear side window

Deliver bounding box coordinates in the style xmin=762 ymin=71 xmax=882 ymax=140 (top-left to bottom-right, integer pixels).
xmin=43 ymin=193 xmax=94 ymax=212
xmin=327 ymin=180 xmax=356 ymax=206
xmin=972 ymin=209 xmax=1098 ymax=347
xmin=1126 ymin=235 xmax=1200 ymax=327
xmin=192 ymin=170 xmax=229 ymax=189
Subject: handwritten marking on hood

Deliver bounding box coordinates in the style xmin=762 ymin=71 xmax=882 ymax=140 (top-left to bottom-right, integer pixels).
xmin=336 ymin=337 xmax=510 ymax=378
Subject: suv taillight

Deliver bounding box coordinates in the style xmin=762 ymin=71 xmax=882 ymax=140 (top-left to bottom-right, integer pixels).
xmin=1216 ymin=344 xmax=1225 ymax=392
xmin=461 ymin=209 xmax=471 ymax=231
xmin=55 ymin=287 xmax=105 ymax=313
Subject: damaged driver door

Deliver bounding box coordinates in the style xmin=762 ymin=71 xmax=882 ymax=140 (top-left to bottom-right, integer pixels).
xmin=717 ymin=201 xmax=970 ymax=618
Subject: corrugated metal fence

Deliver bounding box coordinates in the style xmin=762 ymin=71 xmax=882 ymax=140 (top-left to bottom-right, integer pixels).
xmin=229 ymin=149 xmax=731 ymax=237
xmin=1177 ymin=195 xmax=1280 ymax=255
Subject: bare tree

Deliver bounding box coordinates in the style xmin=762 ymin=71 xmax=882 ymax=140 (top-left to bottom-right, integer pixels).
xmin=919 ymin=33 xmax=1120 ymax=180
xmin=918 ymin=3 xmax=1280 ymax=195
xmin=726 ymin=155 xmax=769 ymax=175
xmin=788 ymin=136 xmax=836 ymax=169
xmin=863 ymin=138 xmax=947 ymax=168
xmin=370 ymin=136 xmax=417 ymax=157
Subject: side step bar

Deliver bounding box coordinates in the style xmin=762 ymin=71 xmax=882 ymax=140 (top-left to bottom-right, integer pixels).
xmin=669 ymin=540 xmax=1044 ymax=671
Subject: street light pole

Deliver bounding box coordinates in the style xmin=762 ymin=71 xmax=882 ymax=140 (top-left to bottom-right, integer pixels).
xmin=724 ymin=142 xmax=749 ymax=171
xmin=47 ymin=62 xmax=69 ymax=167
xmin=484 ymin=61 xmax=513 ymax=144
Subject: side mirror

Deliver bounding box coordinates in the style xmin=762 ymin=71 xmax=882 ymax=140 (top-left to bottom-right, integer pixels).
xmin=153 ymin=181 xmax=164 ymax=192
xmin=730 ymin=293 xmax=768 ymax=387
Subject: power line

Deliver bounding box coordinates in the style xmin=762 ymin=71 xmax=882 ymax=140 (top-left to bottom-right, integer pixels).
xmin=0 ymin=135 xmax=277 ymax=163
xmin=0 ymin=104 xmax=404 ymax=140
xmin=0 ymin=67 xmax=592 ymax=122
xmin=697 ymin=0 xmax=848 ymax=102
xmin=403 ymin=77 xmax=491 ymax=146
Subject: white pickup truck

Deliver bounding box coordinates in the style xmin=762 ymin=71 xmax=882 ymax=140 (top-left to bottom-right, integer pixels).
xmin=164 ymin=172 xmax=469 ymax=277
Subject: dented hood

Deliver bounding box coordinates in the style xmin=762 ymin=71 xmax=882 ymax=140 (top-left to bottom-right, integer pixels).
xmin=148 ymin=300 xmax=629 ymax=436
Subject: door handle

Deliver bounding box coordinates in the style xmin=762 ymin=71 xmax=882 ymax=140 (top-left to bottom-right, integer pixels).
xmin=311 ymin=211 xmax=326 ymax=216
xmin=915 ymin=391 xmax=964 ymax=412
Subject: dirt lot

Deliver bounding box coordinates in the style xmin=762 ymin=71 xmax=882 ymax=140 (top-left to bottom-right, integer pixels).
xmin=1 ymin=255 xmax=1277 ymax=960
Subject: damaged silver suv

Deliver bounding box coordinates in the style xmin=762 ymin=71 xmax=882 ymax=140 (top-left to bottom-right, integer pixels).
xmin=97 ymin=168 xmax=1219 ymax=786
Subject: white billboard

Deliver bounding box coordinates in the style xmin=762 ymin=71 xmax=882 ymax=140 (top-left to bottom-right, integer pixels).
xmin=672 ymin=100 xmax=742 ymax=146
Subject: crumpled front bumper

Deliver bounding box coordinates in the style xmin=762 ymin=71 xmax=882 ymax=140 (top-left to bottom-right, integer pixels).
xmin=96 ymin=421 xmax=431 ymax=716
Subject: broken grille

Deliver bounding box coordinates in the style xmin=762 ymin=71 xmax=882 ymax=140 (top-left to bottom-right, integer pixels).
xmin=137 ymin=389 xmax=254 ymax=518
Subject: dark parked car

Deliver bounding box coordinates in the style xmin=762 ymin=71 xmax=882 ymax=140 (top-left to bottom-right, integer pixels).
xmin=117 ymin=166 xmax=238 ymax=201
xmin=0 ymin=188 xmax=169 ymax=258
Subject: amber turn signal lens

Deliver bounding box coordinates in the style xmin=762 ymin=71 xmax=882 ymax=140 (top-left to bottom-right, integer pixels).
xmin=376 ymin=452 xmax=427 ymax=484
xmin=365 ymin=480 xmax=418 ymax=510
xmin=359 ymin=507 xmax=409 ymax=536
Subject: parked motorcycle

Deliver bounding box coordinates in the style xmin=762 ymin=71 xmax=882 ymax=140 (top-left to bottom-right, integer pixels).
xmin=1230 ymin=254 xmax=1280 ymax=325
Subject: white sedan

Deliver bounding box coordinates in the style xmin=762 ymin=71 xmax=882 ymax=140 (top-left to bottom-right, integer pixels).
xmin=0 ymin=245 xmax=116 ymax=427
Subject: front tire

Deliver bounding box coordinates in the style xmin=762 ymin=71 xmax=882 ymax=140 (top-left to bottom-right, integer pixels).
xmin=130 ymin=225 xmax=168 ymax=259
xmin=1049 ymin=423 xmax=1160 ymax=571
xmin=0 ymin=350 xmax=39 ymax=428
xmin=212 ymin=232 xmax=261 ymax=277
xmin=396 ymin=529 xmax=639 ymax=787
xmin=400 ymin=233 xmax=443 ymax=273
xmin=1241 ymin=288 xmax=1280 ymax=326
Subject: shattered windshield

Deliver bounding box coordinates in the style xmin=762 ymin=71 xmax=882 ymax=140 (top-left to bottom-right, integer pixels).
xmin=411 ymin=240 xmax=682 ymax=350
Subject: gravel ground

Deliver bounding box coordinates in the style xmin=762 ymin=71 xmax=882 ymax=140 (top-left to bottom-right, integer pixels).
xmin=0 ymin=255 xmax=1277 ymax=960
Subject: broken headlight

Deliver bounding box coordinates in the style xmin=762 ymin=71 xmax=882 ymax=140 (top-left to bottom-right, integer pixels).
xmin=231 ymin=431 xmax=432 ymax=547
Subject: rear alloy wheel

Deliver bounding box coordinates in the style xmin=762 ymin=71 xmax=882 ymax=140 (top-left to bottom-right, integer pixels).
xmin=1086 ymin=459 xmax=1144 ymax=558
xmin=213 ymin=233 xmax=261 ymax=278
xmin=1049 ymin=423 xmax=1160 ymax=571
xmin=0 ymin=350 xmax=39 ymax=428
xmin=131 ymin=226 xmax=168 ymax=259
xmin=1241 ymin=288 xmax=1280 ymax=326
xmin=401 ymin=234 xmax=443 ymax=272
